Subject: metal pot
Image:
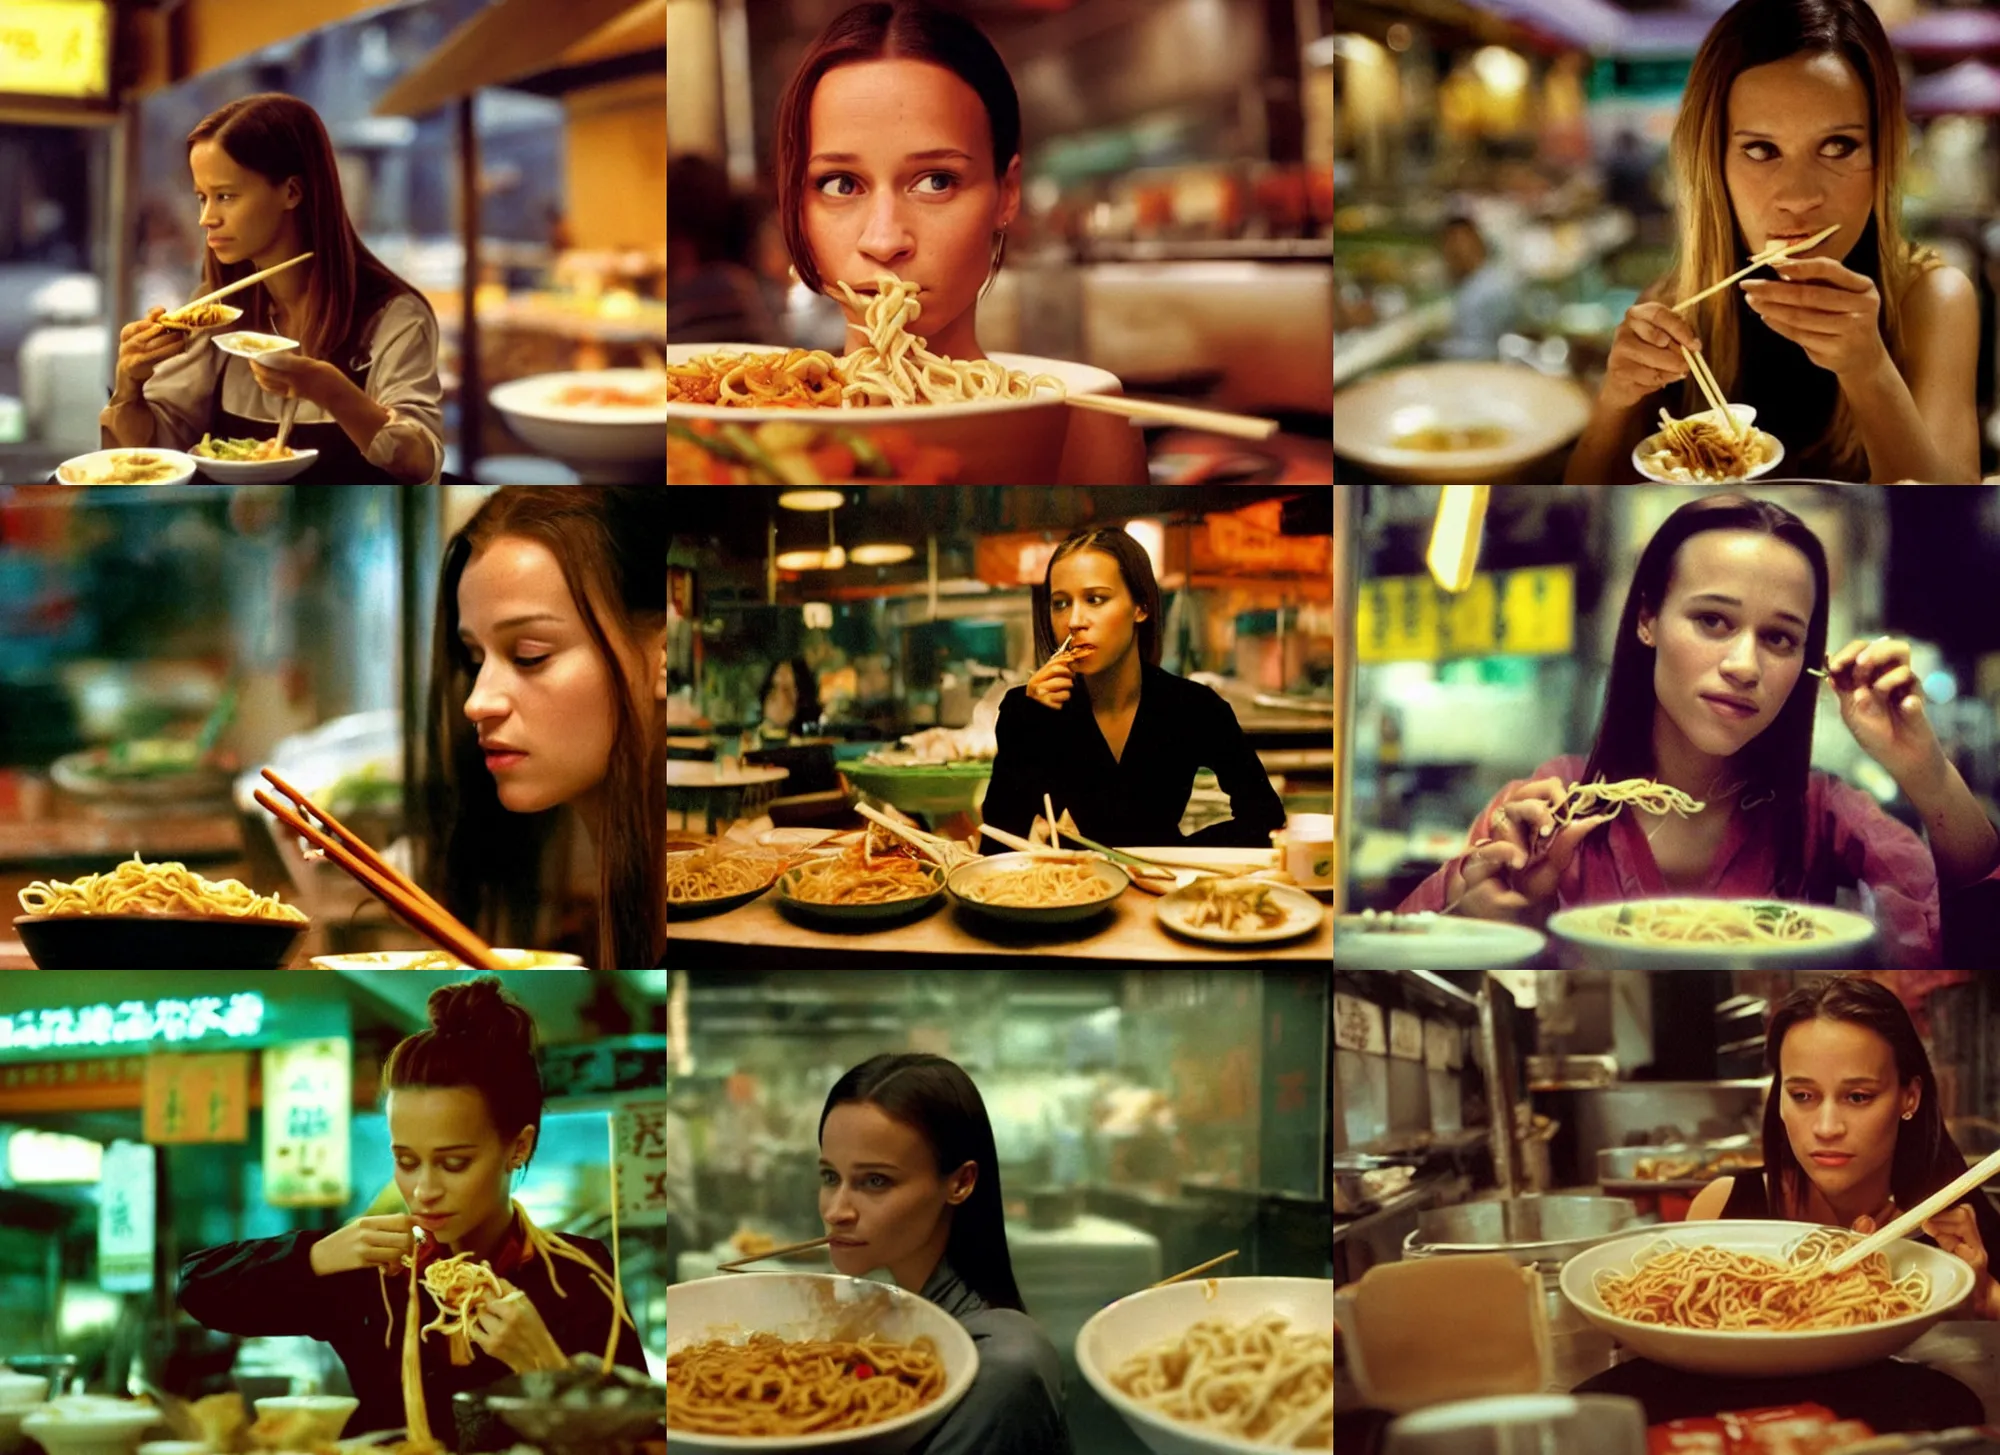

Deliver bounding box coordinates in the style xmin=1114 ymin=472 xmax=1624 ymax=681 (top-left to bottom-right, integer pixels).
xmin=1404 ymin=1195 xmax=1640 ymax=1267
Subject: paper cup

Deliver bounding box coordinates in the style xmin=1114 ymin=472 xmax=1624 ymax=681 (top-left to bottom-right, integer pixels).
xmin=1271 ymin=813 xmax=1335 ymax=888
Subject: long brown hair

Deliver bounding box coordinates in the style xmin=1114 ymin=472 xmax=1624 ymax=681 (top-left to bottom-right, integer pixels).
xmin=186 ymin=94 xmax=431 ymax=367
xmin=1031 ymin=526 xmax=1163 ymax=670
xmin=383 ymin=976 xmax=544 ymax=1171
xmin=421 ymin=489 xmax=666 ymax=970
xmin=773 ymin=1 xmax=1021 ymax=297
xmin=1666 ymin=0 xmax=1936 ymax=477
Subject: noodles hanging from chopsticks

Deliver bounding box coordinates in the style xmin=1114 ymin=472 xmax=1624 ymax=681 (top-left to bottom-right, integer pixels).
xmin=831 ymin=277 xmax=1065 ymax=407
xmin=1547 ymin=778 xmax=1706 ymax=831
xmin=1642 ymin=409 xmax=1771 ymax=484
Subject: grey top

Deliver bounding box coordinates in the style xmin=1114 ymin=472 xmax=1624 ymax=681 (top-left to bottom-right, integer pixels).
xmin=912 ymin=1256 xmax=1074 ymax=1455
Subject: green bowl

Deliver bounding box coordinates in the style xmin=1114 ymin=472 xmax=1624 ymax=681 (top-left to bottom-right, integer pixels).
xmin=772 ymin=863 xmax=946 ymax=927
xmin=946 ymin=853 xmax=1128 ymax=925
xmin=841 ymin=760 xmax=993 ymax=817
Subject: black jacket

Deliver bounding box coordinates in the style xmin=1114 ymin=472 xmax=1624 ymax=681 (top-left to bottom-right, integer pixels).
xmin=982 ymin=662 xmax=1286 ymax=851
xmin=177 ymin=1225 xmax=643 ymax=1450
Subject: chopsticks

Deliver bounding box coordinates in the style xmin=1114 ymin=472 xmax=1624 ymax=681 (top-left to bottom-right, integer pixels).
xmin=1678 ymin=345 xmax=1742 ymax=442
xmin=253 ymin=767 xmax=507 ymax=970
xmin=175 ymin=251 xmax=316 ymax=314
xmin=719 ymin=1234 xmax=831 ymax=1272
xmin=273 ymin=396 xmax=300 ymax=453
xmin=977 ymin=821 xmax=1088 ymax=859
xmin=1826 ymin=1146 xmax=2000 ymax=1274
xmin=1066 ymin=393 xmax=1279 ymax=441
xmin=1151 ymin=1249 xmax=1240 ymax=1288
xmin=854 ymin=802 xmax=965 ymax=867
xmin=1671 ymin=223 xmax=1839 ymax=315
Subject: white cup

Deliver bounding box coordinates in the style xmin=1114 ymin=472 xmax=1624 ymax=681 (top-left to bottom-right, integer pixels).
xmin=1271 ymin=813 xmax=1335 ymax=888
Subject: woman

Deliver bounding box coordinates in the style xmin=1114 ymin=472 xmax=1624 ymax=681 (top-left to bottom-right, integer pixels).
xmin=423 ymin=488 xmax=666 ymax=970
xmin=105 ymin=94 xmax=444 ymax=484
xmin=982 ymin=527 xmax=1285 ymax=851
xmin=1564 ymin=0 xmax=1978 ymax=483
xmin=179 ymin=978 xmax=644 ymax=1446
xmin=775 ymin=2 xmax=1147 ymax=485
xmin=758 ymin=657 xmax=822 ymax=739
xmin=1687 ymin=976 xmax=2000 ymax=1318
xmin=819 ymin=1053 xmax=1073 ymax=1455
xmin=1397 ymin=494 xmax=2000 ymax=967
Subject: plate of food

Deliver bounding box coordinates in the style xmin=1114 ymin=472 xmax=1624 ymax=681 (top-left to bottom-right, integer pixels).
xmin=190 ymin=434 xmax=319 ymax=482
xmin=1546 ymin=896 xmax=1876 ymax=969
xmin=668 ymin=843 xmax=789 ymax=920
xmin=1558 ymin=1220 xmax=1971 ymax=1377
xmin=1332 ymin=362 xmax=1593 ymax=482
xmin=1633 ymin=404 xmax=1783 ymax=484
xmin=490 ymin=369 xmax=667 ymax=476
xmin=54 ymin=448 xmax=199 ymax=486
xmin=1155 ymin=876 xmax=1325 ymax=946
xmin=772 ymin=841 xmax=946 ymax=926
xmin=946 ymin=851 xmax=1128 ymax=925
xmin=156 ymin=302 xmax=243 ymax=334
xmin=49 ymin=739 xmax=234 ymax=804
xmin=210 ymin=330 xmax=300 ymax=359
xmin=1335 ymin=910 xmax=1547 ymax=970
xmin=668 ymin=1272 xmax=978 ymax=1452
xmin=14 ymin=852 xmax=309 ymax=969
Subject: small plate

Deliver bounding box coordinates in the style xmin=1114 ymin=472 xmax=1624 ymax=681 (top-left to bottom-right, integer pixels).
xmin=55 ymin=448 xmax=199 ymax=486
xmin=1632 ymin=406 xmax=1785 ymax=484
xmin=157 ymin=302 xmax=243 ymax=334
xmin=211 ymin=330 xmax=301 ymax=359
xmin=1155 ymin=877 xmax=1326 ymax=946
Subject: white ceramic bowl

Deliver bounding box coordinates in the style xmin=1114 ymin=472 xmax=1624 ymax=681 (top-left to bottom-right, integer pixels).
xmin=0 ymin=1372 xmax=47 ymax=1406
xmin=252 ymin=1394 xmax=359 ymax=1441
xmin=307 ymin=949 xmax=585 ymax=969
xmin=1560 ymin=1220 xmax=1973 ymax=1376
xmin=54 ymin=449 xmax=199 ymax=486
xmin=1632 ymin=405 xmax=1785 ymax=484
xmin=492 ymin=369 xmax=667 ymax=476
xmin=20 ymin=1397 xmax=162 ymax=1455
xmin=1332 ymin=363 xmax=1593 ymax=482
xmin=666 ymin=344 xmax=1124 ymax=486
xmin=1546 ymin=897 xmax=1878 ymax=969
xmin=666 ymin=1272 xmax=979 ymax=1453
xmin=138 ymin=1442 xmax=214 ymax=1455
xmin=1334 ymin=912 xmax=1547 ymax=970
xmin=1076 ymin=1276 xmax=1335 ymax=1455
xmin=209 ymin=330 xmax=300 ymax=360
xmin=190 ymin=444 xmax=320 ymax=482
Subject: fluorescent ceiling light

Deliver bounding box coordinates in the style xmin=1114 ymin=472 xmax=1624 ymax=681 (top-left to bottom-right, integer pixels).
xmin=778 ymin=490 xmax=846 ymax=511
xmin=850 ymin=543 xmax=914 ymax=565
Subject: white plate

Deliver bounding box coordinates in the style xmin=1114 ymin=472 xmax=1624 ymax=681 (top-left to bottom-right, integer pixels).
xmin=1632 ymin=405 xmax=1785 ymax=484
xmin=309 ymin=949 xmax=585 ymax=969
xmin=157 ymin=303 xmax=242 ymax=333
xmin=191 ymin=443 xmax=319 ymax=482
xmin=1332 ymin=362 xmax=1593 ymax=482
xmin=210 ymin=330 xmax=299 ymax=359
xmin=1335 ymin=912 xmax=1547 ymax=970
xmin=666 ymin=1272 xmax=979 ymax=1452
xmin=492 ymin=369 xmax=666 ymax=472
xmin=1546 ymin=897 xmax=1877 ymax=969
xmin=756 ymin=827 xmax=841 ymax=851
xmin=1560 ymin=1220 xmax=1972 ymax=1377
xmin=1155 ymin=877 xmax=1325 ymax=945
xmin=1075 ymin=1277 xmax=1334 ymax=1455
xmin=54 ymin=449 xmax=199 ymax=486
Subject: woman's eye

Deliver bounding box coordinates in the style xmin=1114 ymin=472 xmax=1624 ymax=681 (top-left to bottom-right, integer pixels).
xmin=513 ymin=654 xmax=549 ymax=669
xmin=1823 ymin=137 xmax=1860 ymax=158
xmin=819 ymin=1170 xmax=838 ymax=1186
xmin=1765 ymin=634 xmax=1798 ymax=651
xmin=865 ymin=1174 xmax=889 ymax=1189
xmin=814 ymin=174 xmax=858 ymax=198
xmin=915 ymin=172 xmax=959 ymax=195
xmin=1696 ymin=612 xmax=1726 ymax=630
xmin=1741 ymin=143 xmax=1775 ymax=162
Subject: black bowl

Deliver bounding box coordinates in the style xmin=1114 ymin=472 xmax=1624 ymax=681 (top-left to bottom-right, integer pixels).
xmin=13 ymin=912 xmax=309 ymax=969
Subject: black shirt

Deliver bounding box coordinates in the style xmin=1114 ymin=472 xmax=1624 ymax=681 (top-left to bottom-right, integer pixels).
xmin=982 ymin=661 xmax=1286 ymax=851
xmin=177 ymin=1221 xmax=644 ymax=1450
xmin=1720 ymin=1169 xmax=2000 ymax=1254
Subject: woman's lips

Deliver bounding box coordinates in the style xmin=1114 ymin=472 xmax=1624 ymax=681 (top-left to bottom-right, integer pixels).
xmin=415 ymin=1212 xmax=453 ymax=1227
xmin=829 ymin=1237 xmax=866 ymax=1248
xmin=484 ymin=749 xmax=528 ymax=771
xmin=1810 ymin=1152 xmax=1853 ymax=1167
xmin=1701 ymin=694 xmax=1757 ymax=720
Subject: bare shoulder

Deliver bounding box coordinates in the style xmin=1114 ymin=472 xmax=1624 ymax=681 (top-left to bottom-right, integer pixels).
xmin=1901 ymin=260 xmax=1974 ymax=321
xmin=1684 ymin=1176 xmax=1733 ymax=1222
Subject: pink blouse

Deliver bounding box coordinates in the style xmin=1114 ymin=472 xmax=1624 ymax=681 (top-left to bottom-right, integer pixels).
xmin=1396 ymin=754 xmax=2000 ymax=968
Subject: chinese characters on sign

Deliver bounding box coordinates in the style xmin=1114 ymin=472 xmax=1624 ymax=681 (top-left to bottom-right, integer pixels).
xmin=263 ymin=1039 xmax=352 ymax=1208
xmin=99 ymin=1140 xmax=154 ymax=1292
xmin=143 ymin=1053 xmax=249 ymax=1145
xmin=615 ymin=1100 xmax=669 ymax=1228
xmin=0 ymin=995 xmax=265 ymax=1054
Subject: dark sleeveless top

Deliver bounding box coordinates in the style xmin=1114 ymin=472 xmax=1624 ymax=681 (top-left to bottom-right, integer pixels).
xmin=1718 ymin=1168 xmax=2000 ymax=1254
xmin=204 ymin=335 xmax=396 ymax=484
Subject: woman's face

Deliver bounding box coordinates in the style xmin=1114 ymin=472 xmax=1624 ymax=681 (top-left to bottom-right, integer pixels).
xmin=189 ymin=139 xmax=301 ymax=268
xmin=1724 ymin=51 xmax=1875 ymax=264
xmin=1639 ymin=530 xmax=1815 ymax=759
xmin=764 ymin=662 xmax=797 ymax=726
xmin=1779 ymin=1017 xmax=1916 ymax=1207
xmin=459 ymin=535 xmax=639 ymax=814
xmin=387 ymin=1086 xmax=531 ymax=1249
xmin=1049 ymin=549 xmax=1146 ymax=679
xmin=818 ymin=1101 xmax=973 ymax=1279
xmin=804 ymin=59 xmax=1021 ymax=348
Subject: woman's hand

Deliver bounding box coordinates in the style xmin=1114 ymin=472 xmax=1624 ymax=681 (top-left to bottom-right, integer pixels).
xmin=1025 ymin=655 xmax=1075 ymax=711
xmin=1741 ymin=257 xmax=1887 ymax=381
xmin=249 ymin=352 xmax=348 ymax=408
xmin=470 ymin=1280 xmax=570 ymax=1373
xmin=114 ymin=308 xmax=186 ymax=393
xmin=1601 ymin=301 xmax=1705 ymax=412
xmin=1855 ymin=1206 xmax=1999 ymax=1320
xmin=1439 ymin=777 xmax=1618 ymax=925
xmin=308 ymin=1213 xmax=416 ymax=1276
xmin=1828 ymin=636 xmax=1940 ymax=786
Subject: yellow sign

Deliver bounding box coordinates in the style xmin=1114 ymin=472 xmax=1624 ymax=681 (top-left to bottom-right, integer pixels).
xmin=1356 ymin=566 xmax=1574 ymax=661
xmin=0 ymin=1 xmax=110 ymax=101
xmin=143 ymin=1053 xmax=250 ymax=1145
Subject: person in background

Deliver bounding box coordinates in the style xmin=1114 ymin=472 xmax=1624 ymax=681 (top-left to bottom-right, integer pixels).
xmin=1435 ymin=215 xmax=1519 ymax=362
xmin=758 ymin=657 xmax=822 ymax=739
xmin=668 ymin=154 xmax=780 ymax=345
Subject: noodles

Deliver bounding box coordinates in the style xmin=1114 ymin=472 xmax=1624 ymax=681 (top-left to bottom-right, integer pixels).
xmin=1547 ymin=777 xmax=1706 ymax=832
xmin=830 ymin=277 xmax=1065 ymax=407
xmin=1108 ymin=1314 xmax=1333 ymax=1449
xmin=1641 ymin=410 xmax=1773 ymax=483
xmin=17 ymin=851 xmax=307 ymax=923
xmin=1594 ymin=1229 xmax=1931 ymax=1331
xmin=666 ymin=348 xmax=846 ymax=408
xmin=961 ymin=856 xmax=1114 ymax=907
xmin=666 ymin=1332 xmax=947 ymax=1435
xmin=668 ymin=844 xmax=785 ymax=904
xmin=420 ymin=1252 xmax=512 ymax=1366
xmin=1589 ymin=900 xmax=1827 ymax=946
xmin=781 ymin=844 xmax=942 ymax=905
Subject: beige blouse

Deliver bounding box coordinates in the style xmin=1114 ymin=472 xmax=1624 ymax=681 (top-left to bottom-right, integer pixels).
xmin=112 ymin=293 xmax=444 ymax=483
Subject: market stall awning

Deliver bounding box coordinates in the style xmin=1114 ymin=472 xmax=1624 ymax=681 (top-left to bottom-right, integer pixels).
xmin=372 ymin=0 xmax=659 ymax=116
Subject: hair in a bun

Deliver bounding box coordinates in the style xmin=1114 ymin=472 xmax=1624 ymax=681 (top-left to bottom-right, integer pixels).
xmin=384 ymin=975 xmax=545 ymax=1166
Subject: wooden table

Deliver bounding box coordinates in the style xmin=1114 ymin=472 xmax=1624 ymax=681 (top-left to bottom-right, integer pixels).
xmin=666 ymin=762 xmax=790 ymax=834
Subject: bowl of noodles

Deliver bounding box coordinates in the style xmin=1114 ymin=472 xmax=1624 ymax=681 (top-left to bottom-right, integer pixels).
xmin=13 ymin=853 xmax=309 ymax=969
xmin=946 ymin=852 xmax=1128 ymax=925
xmin=667 ymin=1271 xmax=979 ymax=1452
xmin=490 ymin=369 xmax=668 ymax=478
xmin=1559 ymin=1220 xmax=1972 ymax=1377
xmin=1075 ymin=1275 xmax=1334 ymax=1453
xmin=771 ymin=843 xmax=946 ymax=927
xmin=54 ymin=448 xmax=200 ymax=486
xmin=1546 ymin=897 xmax=1877 ymax=970
xmin=668 ymin=844 xmax=789 ymax=920
xmin=1331 ymin=363 xmax=1592 ymax=483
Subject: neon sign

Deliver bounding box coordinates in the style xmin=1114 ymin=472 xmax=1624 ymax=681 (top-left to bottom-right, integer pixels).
xmin=0 ymin=994 xmax=266 ymax=1052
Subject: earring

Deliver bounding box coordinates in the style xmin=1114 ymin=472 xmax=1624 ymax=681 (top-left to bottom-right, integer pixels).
xmin=1903 ymin=1112 xmax=1914 ymax=1121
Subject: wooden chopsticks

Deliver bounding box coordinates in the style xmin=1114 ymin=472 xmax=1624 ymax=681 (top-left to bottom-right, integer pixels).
xmin=254 ymin=767 xmax=507 ymax=970
xmin=719 ymin=1234 xmax=832 ymax=1272
xmin=173 ymin=252 xmax=316 ymax=316
xmin=1671 ymin=223 xmax=1839 ymax=316
xmin=1679 ymin=345 xmax=1742 ymax=441
xmin=1151 ymin=1249 xmax=1240 ymax=1287
xmin=1066 ymin=393 xmax=1279 ymax=441
xmin=1827 ymin=1147 xmax=2000 ymax=1274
